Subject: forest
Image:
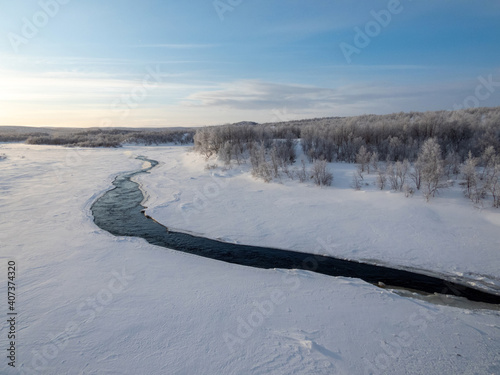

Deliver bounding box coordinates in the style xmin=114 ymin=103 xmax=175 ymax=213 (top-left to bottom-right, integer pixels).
xmin=0 ymin=127 xmax=195 ymax=147
xmin=193 ymin=107 xmax=500 ymax=208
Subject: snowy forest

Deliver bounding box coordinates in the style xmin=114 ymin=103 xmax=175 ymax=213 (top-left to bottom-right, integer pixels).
xmin=0 ymin=127 xmax=194 ymax=147
xmin=194 ymin=107 xmax=500 ymax=208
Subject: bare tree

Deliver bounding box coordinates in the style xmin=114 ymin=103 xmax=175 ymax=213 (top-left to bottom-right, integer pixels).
xmin=487 ymin=161 xmax=500 ymax=208
xmin=296 ymin=159 xmax=308 ymax=183
xmin=386 ymin=162 xmax=398 ymax=191
xmin=444 ymin=151 xmax=461 ymax=178
xmin=395 ymin=159 xmax=410 ymax=191
xmin=352 ymin=170 xmax=363 ymax=190
xmin=480 ymin=147 xmax=500 ymax=207
xmin=376 ymin=167 xmax=387 ymax=190
xmin=232 ymin=143 xmax=243 ymax=165
xmin=410 ymin=162 xmax=422 ymax=191
xmin=270 ymin=145 xmax=280 ymax=178
xmin=461 ymin=151 xmax=478 ymax=199
xmin=480 ymin=146 xmax=497 ymax=180
xmin=370 ymin=151 xmax=379 ymax=173
xmin=356 ymin=145 xmax=370 ymax=173
xmin=250 ymin=143 xmax=272 ymax=182
xmin=417 ymin=138 xmax=444 ymax=201
xmin=311 ymin=159 xmax=333 ymax=186
xmin=220 ymin=141 xmax=233 ymax=166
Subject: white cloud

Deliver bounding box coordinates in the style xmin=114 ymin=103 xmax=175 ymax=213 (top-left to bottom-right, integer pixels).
xmin=182 ymin=78 xmax=498 ymax=122
xmin=185 ymin=79 xmax=436 ymax=111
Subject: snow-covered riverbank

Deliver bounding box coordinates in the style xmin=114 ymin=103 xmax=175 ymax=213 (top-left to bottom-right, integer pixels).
xmin=1 ymin=143 xmax=499 ymax=375
xmin=139 ymin=146 xmax=500 ymax=289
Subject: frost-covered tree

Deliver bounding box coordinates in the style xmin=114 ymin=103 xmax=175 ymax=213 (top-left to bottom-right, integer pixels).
xmin=410 ymin=162 xmax=422 ymax=191
xmin=444 ymin=151 xmax=461 ymax=178
xmin=386 ymin=162 xmax=398 ymax=191
xmin=480 ymin=146 xmax=497 ymax=180
xmin=376 ymin=168 xmax=387 ymax=190
xmin=480 ymin=147 xmax=500 ymax=207
xmin=417 ymin=138 xmax=444 ymax=201
xmin=369 ymin=151 xmax=379 ymax=173
xmin=462 ymin=151 xmax=478 ymax=199
xmin=270 ymin=145 xmax=280 ymax=178
xmin=232 ymin=143 xmax=243 ymax=165
xmin=387 ymin=160 xmax=410 ymax=191
xmin=356 ymin=145 xmax=370 ymax=173
xmin=387 ymin=136 xmax=403 ymax=161
xmin=311 ymin=159 xmax=333 ymax=186
xmin=220 ymin=141 xmax=233 ymax=165
xmin=351 ymin=169 xmax=363 ymax=190
xmin=395 ymin=160 xmax=410 ymax=191
xmin=283 ymin=131 xmax=297 ymax=164
xmin=487 ymin=161 xmax=500 ymax=208
xmin=297 ymin=159 xmax=308 ymax=183
xmin=250 ymin=143 xmax=272 ymax=182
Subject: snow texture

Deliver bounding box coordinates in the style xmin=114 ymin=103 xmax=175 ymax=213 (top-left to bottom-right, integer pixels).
xmin=0 ymin=143 xmax=499 ymax=375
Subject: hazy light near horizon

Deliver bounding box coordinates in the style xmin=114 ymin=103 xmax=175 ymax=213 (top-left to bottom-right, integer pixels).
xmin=0 ymin=0 xmax=499 ymax=127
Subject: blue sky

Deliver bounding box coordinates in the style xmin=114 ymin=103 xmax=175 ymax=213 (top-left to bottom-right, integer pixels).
xmin=0 ymin=0 xmax=499 ymax=127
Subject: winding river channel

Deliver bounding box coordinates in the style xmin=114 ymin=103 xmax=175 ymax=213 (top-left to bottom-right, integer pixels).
xmin=91 ymin=157 xmax=500 ymax=306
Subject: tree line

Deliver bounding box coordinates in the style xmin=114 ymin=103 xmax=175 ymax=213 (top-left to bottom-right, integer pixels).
xmin=0 ymin=128 xmax=194 ymax=147
xmin=194 ymin=107 xmax=500 ymax=207
xmin=195 ymin=107 xmax=500 ymax=163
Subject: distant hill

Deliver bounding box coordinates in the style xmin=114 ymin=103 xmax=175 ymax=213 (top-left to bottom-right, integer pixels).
xmin=231 ymin=121 xmax=259 ymax=126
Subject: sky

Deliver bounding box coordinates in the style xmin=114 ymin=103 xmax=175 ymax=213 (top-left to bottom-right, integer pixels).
xmin=0 ymin=0 xmax=500 ymax=128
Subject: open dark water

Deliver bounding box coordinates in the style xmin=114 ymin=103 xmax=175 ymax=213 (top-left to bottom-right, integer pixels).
xmin=91 ymin=157 xmax=500 ymax=306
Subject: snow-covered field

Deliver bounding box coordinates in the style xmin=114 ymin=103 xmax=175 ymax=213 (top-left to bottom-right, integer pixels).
xmin=1 ymin=143 xmax=500 ymax=375
xmin=141 ymin=146 xmax=500 ymax=290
